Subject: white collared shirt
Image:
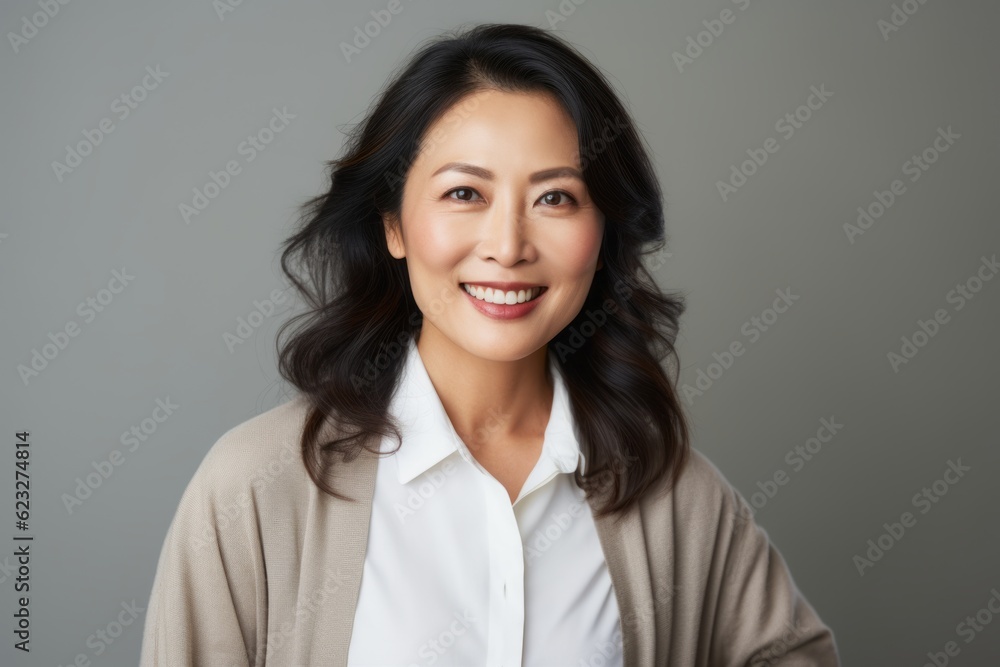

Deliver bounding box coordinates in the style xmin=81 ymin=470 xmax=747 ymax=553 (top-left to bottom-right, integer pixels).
xmin=346 ymin=337 xmax=623 ymax=667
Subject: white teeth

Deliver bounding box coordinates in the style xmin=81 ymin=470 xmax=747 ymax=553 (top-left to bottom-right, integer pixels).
xmin=462 ymin=284 xmax=545 ymax=304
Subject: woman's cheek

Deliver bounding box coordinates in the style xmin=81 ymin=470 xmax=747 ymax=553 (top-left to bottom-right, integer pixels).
xmin=410 ymin=211 xmax=466 ymax=263
xmin=552 ymin=220 xmax=603 ymax=276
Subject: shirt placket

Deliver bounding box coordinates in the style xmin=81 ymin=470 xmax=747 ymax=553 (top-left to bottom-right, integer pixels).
xmin=477 ymin=470 xmax=525 ymax=667
xmin=492 ymin=464 xmax=567 ymax=665
xmin=453 ymin=435 xmax=559 ymax=667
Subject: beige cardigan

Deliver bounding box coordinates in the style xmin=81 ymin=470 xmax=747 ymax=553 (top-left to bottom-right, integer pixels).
xmin=140 ymin=395 xmax=841 ymax=666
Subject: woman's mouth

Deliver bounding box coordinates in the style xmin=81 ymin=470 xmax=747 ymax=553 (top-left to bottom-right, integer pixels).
xmin=459 ymin=283 xmax=548 ymax=320
xmin=460 ymin=283 xmax=547 ymax=304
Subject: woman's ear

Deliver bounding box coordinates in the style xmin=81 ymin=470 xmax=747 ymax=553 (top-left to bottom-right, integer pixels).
xmin=383 ymin=213 xmax=405 ymax=259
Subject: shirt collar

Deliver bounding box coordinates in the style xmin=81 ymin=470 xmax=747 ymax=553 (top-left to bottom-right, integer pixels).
xmin=385 ymin=336 xmax=587 ymax=485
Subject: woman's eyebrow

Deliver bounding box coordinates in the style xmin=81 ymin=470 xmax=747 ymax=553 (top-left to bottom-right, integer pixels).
xmin=431 ymin=161 xmax=584 ymax=184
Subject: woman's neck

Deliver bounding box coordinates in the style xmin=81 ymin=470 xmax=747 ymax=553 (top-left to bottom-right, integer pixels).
xmin=413 ymin=326 xmax=554 ymax=450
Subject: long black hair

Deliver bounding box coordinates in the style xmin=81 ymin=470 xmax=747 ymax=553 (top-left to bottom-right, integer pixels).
xmin=276 ymin=22 xmax=689 ymax=519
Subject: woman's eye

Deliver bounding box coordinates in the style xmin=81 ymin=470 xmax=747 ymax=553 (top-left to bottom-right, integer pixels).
xmin=540 ymin=191 xmax=576 ymax=206
xmin=445 ymin=187 xmax=482 ymax=202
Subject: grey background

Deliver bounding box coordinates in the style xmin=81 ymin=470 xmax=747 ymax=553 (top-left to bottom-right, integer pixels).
xmin=2 ymin=0 xmax=998 ymax=664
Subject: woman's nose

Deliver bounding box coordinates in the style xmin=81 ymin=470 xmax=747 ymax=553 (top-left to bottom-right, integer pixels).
xmin=480 ymin=196 xmax=531 ymax=265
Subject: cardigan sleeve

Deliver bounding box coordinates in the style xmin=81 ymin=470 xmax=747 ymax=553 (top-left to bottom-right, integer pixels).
xmin=139 ymin=430 xmax=268 ymax=667
xmin=706 ymin=476 xmax=842 ymax=666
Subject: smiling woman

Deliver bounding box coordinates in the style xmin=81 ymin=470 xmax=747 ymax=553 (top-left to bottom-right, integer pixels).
xmin=140 ymin=22 xmax=841 ymax=667
xmin=383 ymin=88 xmax=603 ymax=349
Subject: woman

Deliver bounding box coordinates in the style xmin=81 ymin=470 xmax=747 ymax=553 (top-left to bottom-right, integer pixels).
xmin=140 ymin=23 xmax=840 ymax=666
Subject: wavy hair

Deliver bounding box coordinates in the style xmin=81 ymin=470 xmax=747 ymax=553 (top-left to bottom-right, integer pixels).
xmin=276 ymin=22 xmax=690 ymax=519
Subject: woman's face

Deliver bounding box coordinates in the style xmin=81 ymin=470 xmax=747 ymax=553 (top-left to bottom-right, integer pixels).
xmin=383 ymin=88 xmax=605 ymax=361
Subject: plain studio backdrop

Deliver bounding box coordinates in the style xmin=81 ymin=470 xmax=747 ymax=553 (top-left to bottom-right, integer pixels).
xmin=2 ymin=0 xmax=998 ymax=664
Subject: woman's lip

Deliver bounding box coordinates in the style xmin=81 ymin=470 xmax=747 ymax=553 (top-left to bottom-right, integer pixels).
xmin=461 ymin=283 xmax=547 ymax=319
xmin=459 ymin=281 xmax=546 ymax=291
xmin=460 ymin=283 xmax=548 ymax=299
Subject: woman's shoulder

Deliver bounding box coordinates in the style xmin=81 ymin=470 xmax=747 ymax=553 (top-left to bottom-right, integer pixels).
xmin=179 ymin=395 xmax=316 ymax=516
xmin=200 ymin=395 xmax=311 ymax=471
xmin=643 ymin=446 xmax=755 ymax=534
xmin=676 ymin=447 xmax=746 ymax=503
